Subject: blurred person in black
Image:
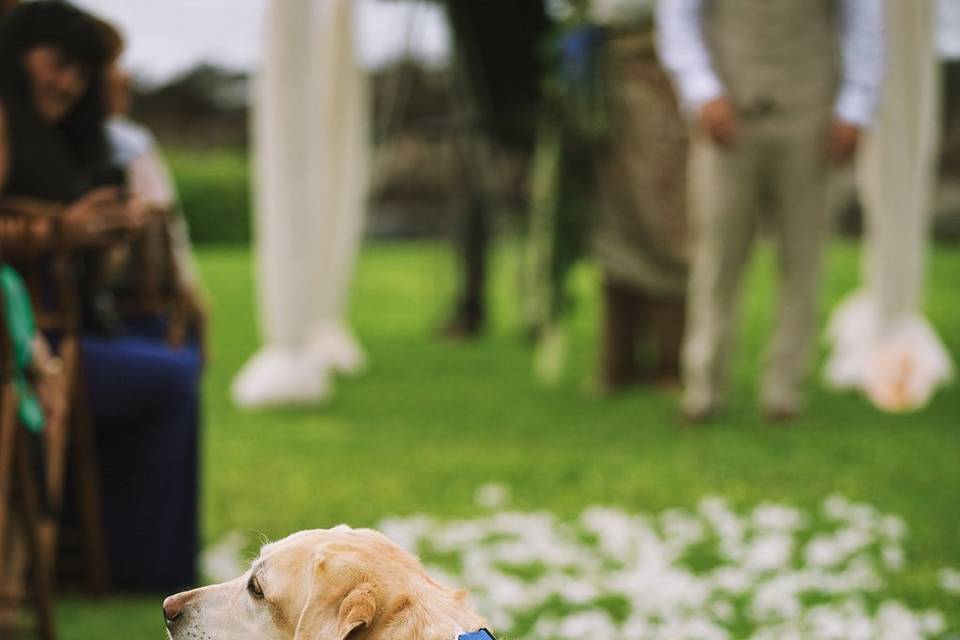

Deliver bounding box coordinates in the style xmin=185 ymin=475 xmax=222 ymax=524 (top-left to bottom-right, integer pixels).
xmin=439 ymin=0 xmax=549 ymax=338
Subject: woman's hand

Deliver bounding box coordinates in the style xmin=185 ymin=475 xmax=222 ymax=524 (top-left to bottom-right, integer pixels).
xmin=61 ymin=186 xmax=149 ymax=246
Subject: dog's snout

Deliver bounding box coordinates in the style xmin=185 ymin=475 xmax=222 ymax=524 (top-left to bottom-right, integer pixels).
xmin=162 ymin=593 xmax=186 ymax=630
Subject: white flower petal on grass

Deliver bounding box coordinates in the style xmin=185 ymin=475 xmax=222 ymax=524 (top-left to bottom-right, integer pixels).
xmin=474 ymin=483 xmax=512 ymax=510
xmin=880 ymin=514 xmax=908 ymax=541
xmin=939 ymin=567 xmax=960 ymax=595
xmin=709 ymin=599 xmax=735 ymax=623
xmin=742 ymin=532 xmax=793 ymax=574
xmin=709 ymin=566 xmax=752 ymax=595
xmin=805 ymin=602 xmax=870 ymax=640
xmin=378 ymin=513 xmax=433 ymax=552
xmin=921 ymin=610 xmax=947 ymax=636
xmin=678 ymin=616 xmax=732 ymax=640
xmin=823 ymin=494 xmax=854 ymax=521
xmin=875 ymin=600 xmax=931 ymax=640
xmin=199 ymin=530 xmax=248 ymax=584
xmin=555 ymin=610 xmax=618 ymax=640
xmin=660 ymin=508 xmax=707 ymax=550
xmin=650 ymin=615 xmax=731 ymax=640
xmin=751 ymin=575 xmax=803 ymax=621
xmin=620 ymin=613 xmax=655 ymax=640
xmin=752 ymin=503 xmax=807 ymax=533
xmin=881 ymin=544 xmax=905 ymax=571
xmin=805 ymin=535 xmax=846 ymax=568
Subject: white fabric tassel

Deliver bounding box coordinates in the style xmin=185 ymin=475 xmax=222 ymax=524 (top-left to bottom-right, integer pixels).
xmin=233 ymin=0 xmax=369 ymax=408
xmin=823 ymin=0 xmax=954 ymax=413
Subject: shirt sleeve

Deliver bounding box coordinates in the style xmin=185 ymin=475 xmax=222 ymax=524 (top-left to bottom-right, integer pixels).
xmin=834 ymin=0 xmax=885 ymax=126
xmin=655 ymin=0 xmax=725 ymax=116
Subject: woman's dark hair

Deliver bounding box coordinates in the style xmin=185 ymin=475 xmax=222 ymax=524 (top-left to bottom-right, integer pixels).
xmin=0 ymin=1 xmax=109 ymax=174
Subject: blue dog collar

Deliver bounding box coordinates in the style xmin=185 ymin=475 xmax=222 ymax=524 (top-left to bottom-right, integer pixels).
xmin=458 ymin=630 xmax=496 ymax=640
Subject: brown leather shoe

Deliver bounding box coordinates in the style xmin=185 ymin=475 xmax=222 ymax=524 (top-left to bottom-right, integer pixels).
xmin=439 ymin=307 xmax=485 ymax=341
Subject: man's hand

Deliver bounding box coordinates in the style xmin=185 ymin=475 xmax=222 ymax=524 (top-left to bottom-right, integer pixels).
xmin=828 ymin=121 xmax=861 ymax=164
xmin=698 ymin=96 xmax=738 ymax=148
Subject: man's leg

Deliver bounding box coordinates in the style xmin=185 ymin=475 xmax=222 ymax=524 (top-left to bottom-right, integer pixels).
xmin=762 ymin=111 xmax=833 ymax=416
xmin=441 ymin=192 xmax=489 ymax=339
xmin=682 ymin=131 xmax=758 ymax=418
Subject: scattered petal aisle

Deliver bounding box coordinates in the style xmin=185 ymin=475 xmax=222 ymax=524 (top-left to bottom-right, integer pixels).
xmin=376 ymin=487 xmax=954 ymax=640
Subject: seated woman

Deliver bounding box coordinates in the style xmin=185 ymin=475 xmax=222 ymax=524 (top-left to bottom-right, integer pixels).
xmin=0 ymin=1 xmax=201 ymax=591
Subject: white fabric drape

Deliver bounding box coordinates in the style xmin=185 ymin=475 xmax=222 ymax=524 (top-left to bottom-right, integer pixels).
xmin=824 ymin=0 xmax=954 ymax=412
xmin=232 ymin=0 xmax=370 ymax=407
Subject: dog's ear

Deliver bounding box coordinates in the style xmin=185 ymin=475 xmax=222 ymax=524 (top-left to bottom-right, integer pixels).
xmin=337 ymin=582 xmax=378 ymax=639
xmin=295 ymin=572 xmax=379 ymax=640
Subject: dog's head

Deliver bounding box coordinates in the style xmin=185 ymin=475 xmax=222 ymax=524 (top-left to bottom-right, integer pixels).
xmin=163 ymin=525 xmax=485 ymax=640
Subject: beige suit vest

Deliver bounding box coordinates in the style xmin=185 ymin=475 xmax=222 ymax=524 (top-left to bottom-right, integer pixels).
xmin=704 ymin=0 xmax=840 ymax=117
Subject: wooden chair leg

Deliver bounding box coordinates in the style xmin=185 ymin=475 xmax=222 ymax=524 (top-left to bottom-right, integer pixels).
xmin=15 ymin=429 xmax=56 ymax=640
xmin=0 ymin=382 xmax=19 ymax=585
xmin=39 ymin=339 xmax=74 ymax=578
xmin=0 ymin=381 xmax=57 ymax=639
xmin=67 ymin=371 xmax=110 ymax=594
xmin=0 ymin=383 xmax=19 ymax=636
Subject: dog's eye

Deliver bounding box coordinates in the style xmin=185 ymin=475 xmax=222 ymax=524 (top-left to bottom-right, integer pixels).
xmin=247 ymin=575 xmax=264 ymax=599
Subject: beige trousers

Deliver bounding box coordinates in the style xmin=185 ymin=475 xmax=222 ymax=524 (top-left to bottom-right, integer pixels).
xmin=683 ymin=108 xmax=833 ymax=413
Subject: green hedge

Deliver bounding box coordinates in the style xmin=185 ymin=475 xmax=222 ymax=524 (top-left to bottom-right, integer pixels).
xmin=167 ymin=148 xmax=252 ymax=245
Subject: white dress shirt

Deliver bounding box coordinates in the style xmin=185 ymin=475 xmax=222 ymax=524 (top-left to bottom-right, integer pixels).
xmin=939 ymin=0 xmax=960 ymax=59
xmin=655 ymin=0 xmax=885 ymax=126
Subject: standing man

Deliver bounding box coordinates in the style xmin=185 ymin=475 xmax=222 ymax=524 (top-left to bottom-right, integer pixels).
xmin=656 ymin=0 xmax=884 ymax=423
xmin=440 ymin=0 xmax=548 ymax=339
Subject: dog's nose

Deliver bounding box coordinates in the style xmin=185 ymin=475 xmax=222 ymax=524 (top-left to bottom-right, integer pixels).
xmin=162 ymin=594 xmax=184 ymax=630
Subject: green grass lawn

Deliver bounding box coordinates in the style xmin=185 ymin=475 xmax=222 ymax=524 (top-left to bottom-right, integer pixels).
xmin=57 ymin=240 xmax=960 ymax=638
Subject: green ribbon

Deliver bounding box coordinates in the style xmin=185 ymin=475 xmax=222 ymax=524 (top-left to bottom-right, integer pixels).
xmin=1 ymin=265 xmax=45 ymax=433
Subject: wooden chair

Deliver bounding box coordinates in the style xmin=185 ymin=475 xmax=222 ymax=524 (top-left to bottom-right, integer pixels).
xmin=111 ymin=204 xmax=205 ymax=350
xmin=0 ymin=276 xmax=56 ymax=640
xmin=0 ymin=197 xmax=111 ymax=595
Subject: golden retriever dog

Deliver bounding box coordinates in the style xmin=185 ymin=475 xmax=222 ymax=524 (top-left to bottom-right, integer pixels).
xmin=162 ymin=525 xmax=491 ymax=640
